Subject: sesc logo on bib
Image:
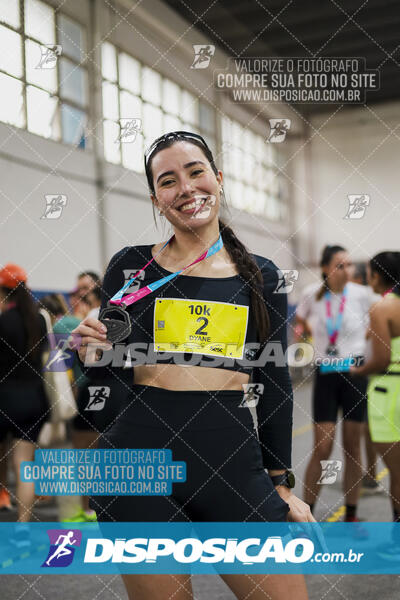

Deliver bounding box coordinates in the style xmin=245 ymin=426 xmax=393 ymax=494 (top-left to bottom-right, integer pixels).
xmin=153 ymin=298 xmax=249 ymax=359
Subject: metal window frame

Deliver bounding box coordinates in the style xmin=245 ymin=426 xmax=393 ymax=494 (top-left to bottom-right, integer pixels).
xmin=0 ymin=0 xmax=88 ymax=146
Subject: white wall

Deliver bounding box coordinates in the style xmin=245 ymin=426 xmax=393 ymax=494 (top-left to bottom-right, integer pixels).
xmin=0 ymin=122 xmax=101 ymax=291
xmin=309 ymin=101 xmax=400 ymax=266
xmin=1 ymin=0 xmax=306 ymax=293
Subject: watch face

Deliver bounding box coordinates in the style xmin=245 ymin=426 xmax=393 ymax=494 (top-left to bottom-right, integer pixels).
xmin=287 ymin=471 xmax=296 ymax=488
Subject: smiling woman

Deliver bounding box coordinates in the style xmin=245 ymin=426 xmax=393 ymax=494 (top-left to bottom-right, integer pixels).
xmin=73 ymin=130 xmax=310 ymax=600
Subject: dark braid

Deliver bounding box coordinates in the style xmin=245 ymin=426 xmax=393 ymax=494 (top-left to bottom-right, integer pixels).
xmin=218 ymin=217 xmax=270 ymax=344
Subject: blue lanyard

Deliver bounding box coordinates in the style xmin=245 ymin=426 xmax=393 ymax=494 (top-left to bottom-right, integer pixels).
xmin=110 ymin=233 xmax=224 ymax=307
xmin=325 ymin=286 xmax=348 ymax=345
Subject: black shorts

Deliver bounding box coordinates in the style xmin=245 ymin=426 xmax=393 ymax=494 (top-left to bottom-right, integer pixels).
xmin=313 ymin=369 xmax=368 ymax=423
xmin=0 ymin=380 xmax=48 ymax=443
xmin=73 ymin=377 xmax=130 ymax=434
xmin=90 ymin=384 xmax=290 ymax=523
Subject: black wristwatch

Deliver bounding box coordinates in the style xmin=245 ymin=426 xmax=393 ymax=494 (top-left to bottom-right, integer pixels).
xmin=270 ymin=470 xmax=295 ymax=489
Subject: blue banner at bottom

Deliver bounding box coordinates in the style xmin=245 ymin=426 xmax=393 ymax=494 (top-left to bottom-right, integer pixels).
xmin=0 ymin=522 xmax=399 ymax=574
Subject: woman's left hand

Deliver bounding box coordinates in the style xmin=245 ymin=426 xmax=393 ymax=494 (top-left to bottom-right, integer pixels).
xmin=275 ymin=487 xmax=316 ymax=522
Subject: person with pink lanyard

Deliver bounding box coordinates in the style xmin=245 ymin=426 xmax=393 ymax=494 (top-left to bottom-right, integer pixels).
xmin=296 ymin=245 xmax=374 ymax=524
xmin=73 ymin=131 xmax=312 ymax=600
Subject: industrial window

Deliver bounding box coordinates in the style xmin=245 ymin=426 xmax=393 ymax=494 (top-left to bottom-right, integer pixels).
xmin=221 ymin=116 xmax=288 ymax=221
xmin=0 ymin=0 xmax=88 ymax=148
xmin=101 ymin=41 xmax=217 ymax=173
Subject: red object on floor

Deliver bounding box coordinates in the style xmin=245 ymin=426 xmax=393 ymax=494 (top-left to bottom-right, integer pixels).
xmin=0 ymin=488 xmax=12 ymax=510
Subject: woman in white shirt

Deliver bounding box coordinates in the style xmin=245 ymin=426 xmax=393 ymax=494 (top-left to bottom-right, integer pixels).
xmin=296 ymin=245 xmax=372 ymax=522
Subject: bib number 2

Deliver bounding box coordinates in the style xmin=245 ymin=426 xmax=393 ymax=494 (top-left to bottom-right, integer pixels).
xmin=189 ymin=304 xmax=210 ymax=335
xmin=154 ymin=298 xmax=248 ymax=359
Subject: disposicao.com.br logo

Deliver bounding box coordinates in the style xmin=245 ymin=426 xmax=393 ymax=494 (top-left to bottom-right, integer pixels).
xmin=0 ymin=522 xmax=390 ymax=575
xmin=83 ymin=536 xmax=314 ymax=564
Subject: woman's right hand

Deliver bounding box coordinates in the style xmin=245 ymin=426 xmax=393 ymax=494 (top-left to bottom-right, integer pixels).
xmin=71 ymin=317 xmax=113 ymax=365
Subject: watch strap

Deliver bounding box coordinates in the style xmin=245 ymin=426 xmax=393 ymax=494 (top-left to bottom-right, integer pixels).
xmin=270 ymin=470 xmax=295 ymax=488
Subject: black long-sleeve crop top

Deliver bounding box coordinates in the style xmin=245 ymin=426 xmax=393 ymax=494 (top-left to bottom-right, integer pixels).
xmin=80 ymin=244 xmax=293 ymax=470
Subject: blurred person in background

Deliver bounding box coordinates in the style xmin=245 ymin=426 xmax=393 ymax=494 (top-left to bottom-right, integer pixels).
xmin=39 ymin=292 xmax=70 ymax=319
xmin=0 ymin=264 xmax=48 ymax=546
xmin=68 ymin=290 xmax=86 ymax=319
xmin=352 ymin=262 xmax=367 ymax=286
xmin=0 ymin=267 xmax=13 ymax=511
xmin=40 ymin=289 xmax=97 ymax=522
xmin=296 ymin=245 xmax=374 ymax=524
xmin=350 ymin=251 xmax=400 ymax=556
xmin=351 ymin=263 xmax=384 ymax=495
xmin=69 ymin=271 xmax=100 ymax=319
xmin=85 ymin=286 xmax=102 ymax=316
xmin=0 ymin=435 xmax=11 ymax=511
xmin=66 ymin=277 xmax=130 ymax=522
xmin=38 ymin=293 xmax=81 ymax=393
xmin=77 ymin=271 xmax=101 ymax=297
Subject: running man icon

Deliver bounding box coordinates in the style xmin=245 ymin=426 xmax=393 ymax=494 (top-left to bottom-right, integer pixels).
xmin=42 ymin=529 xmax=82 ymax=567
xmin=267 ymin=119 xmax=291 ymax=143
xmin=191 ymin=45 xmax=215 ymax=69
xmin=46 ymin=531 xmax=76 ymax=566
xmin=85 ymin=386 xmax=110 ymax=411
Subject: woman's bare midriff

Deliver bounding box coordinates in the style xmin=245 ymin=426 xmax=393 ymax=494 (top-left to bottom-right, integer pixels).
xmin=133 ymin=364 xmax=250 ymax=391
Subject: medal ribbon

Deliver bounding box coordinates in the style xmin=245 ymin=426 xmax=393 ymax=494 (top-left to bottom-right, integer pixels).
xmin=325 ymin=286 xmax=348 ymax=347
xmin=109 ymin=233 xmax=223 ymax=308
xmin=383 ymin=287 xmax=394 ymax=297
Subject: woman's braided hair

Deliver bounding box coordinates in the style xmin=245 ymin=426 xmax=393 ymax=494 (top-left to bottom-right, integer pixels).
xmin=217 ymin=217 xmax=270 ymax=343
xmin=144 ymin=131 xmax=270 ymax=344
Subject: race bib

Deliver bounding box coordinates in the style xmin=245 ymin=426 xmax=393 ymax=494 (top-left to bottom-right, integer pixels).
xmin=153 ymin=298 xmax=249 ymax=359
